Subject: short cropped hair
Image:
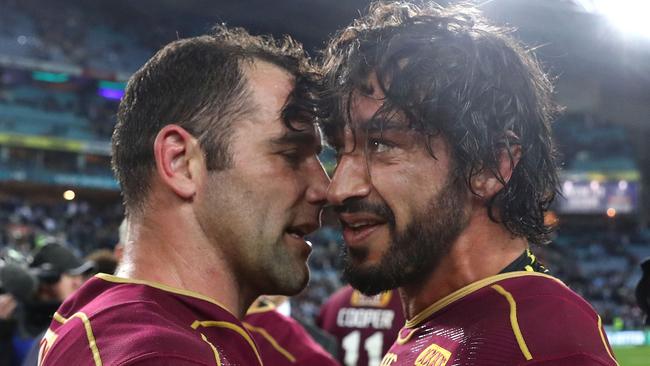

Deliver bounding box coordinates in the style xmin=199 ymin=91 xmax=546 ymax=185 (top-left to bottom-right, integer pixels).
xmin=321 ymin=1 xmax=561 ymax=244
xmin=112 ymin=26 xmax=319 ymax=215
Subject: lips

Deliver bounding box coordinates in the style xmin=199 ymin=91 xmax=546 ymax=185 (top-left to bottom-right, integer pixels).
xmin=284 ymin=222 xmax=318 ymax=255
xmin=285 ymin=222 xmax=318 ymax=239
xmin=339 ymin=213 xmax=387 ymax=248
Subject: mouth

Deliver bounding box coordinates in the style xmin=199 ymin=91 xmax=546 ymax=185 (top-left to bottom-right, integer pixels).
xmin=339 ymin=213 xmax=388 ymax=247
xmin=284 ymin=222 xmax=318 ymax=253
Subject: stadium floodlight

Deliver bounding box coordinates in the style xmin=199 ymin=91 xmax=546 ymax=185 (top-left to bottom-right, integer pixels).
xmin=63 ymin=190 xmax=76 ymax=201
xmin=575 ymin=0 xmax=650 ymax=38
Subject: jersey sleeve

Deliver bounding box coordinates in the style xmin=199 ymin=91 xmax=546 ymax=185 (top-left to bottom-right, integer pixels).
xmin=120 ymin=354 xmax=210 ymax=365
xmin=521 ymin=353 xmax=616 ymax=365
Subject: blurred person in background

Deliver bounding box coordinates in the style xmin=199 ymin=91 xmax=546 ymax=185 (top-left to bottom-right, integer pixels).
xmin=112 ymin=217 xmax=128 ymax=264
xmin=244 ymin=295 xmax=340 ymax=365
xmin=636 ymin=257 xmax=650 ymax=326
xmin=317 ymin=286 xmax=403 ymax=366
xmin=20 ymin=242 xmax=92 ymax=366
xmin=83 ymin=249 xmax=118 ymax=277
xmin=320 ymin=1 xmax=617 ymax=365
xmin=0 ymin=292 xmax=18 ymax=365
xmin=38 ymin=25 xmax=328 ymax=365
xmin=1 ymin=258 xmax=37 ymax=366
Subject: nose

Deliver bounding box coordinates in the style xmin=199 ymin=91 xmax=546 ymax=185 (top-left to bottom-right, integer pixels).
xmin=305 ymin=157 xmax=330 ymax=207
xmin=327 ymin=153 xmax=371 ymax=206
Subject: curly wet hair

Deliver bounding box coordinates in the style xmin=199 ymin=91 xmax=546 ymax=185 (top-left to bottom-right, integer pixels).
xmin=320 ymin=1 xmax=561 ymax=245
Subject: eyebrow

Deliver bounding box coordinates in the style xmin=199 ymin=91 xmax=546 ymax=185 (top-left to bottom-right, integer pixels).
xmin=360 ymin=116 xmax=409 ymax=134
xmin=270 ymin=129 xmax=322 ymax=153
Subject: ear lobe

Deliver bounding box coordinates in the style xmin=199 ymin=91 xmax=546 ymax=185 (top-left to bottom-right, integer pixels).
xmin=153 ymin=125 xmax=202 ymax=200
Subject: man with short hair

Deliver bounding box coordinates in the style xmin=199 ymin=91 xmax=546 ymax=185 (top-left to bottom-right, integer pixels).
xmin=39 ymin=26 xmax=328 ymax=365
xmin=321 ymin=2 xmax=617 ymax=365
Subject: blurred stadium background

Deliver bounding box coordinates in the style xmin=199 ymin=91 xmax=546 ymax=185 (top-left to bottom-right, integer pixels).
xmin=0 ymin=0 xmax=649 ymax=364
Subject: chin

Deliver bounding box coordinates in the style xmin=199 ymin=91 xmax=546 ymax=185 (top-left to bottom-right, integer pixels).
xmin=271 ymin=266 xmax=309 ymax=296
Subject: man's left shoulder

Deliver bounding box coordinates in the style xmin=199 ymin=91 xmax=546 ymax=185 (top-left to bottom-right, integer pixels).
xmin=495 ymin=272 xmax=596 ymax=317
xmin=490 ymin=273 xmax=618 ymax=365
xmin=244 ymin=310 xmax=338 ymax=366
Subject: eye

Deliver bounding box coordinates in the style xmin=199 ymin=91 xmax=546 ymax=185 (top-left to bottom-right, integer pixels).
xmin=281 ymin=150 xmax=303 ymax=167
xmin=367 ymin=138 xmax=393 ymax=153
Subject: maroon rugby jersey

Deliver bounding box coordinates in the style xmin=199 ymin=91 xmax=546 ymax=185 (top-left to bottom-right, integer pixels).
xmin=381 ymin=272 xmax=618 ymax=366
xmin=38 ymin=273 xmax=263 ymax=366
xmin=317 ymin=286 xmax=404 ymax=366
xmin=244 ymin=303 xmax=339 ymax=366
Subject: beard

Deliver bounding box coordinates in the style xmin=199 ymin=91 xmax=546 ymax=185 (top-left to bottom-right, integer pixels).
xmin=341 ymin=175 xmax=469 ymax=295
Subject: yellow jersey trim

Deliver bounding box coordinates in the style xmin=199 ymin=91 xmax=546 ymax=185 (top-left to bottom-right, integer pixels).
xmin=95 ymin=273 xmax=235 ymax=317
xmin=396 ymin=327 xmax=418 ymax=345
xmin=243 ymin=322 xmax=297 ymax=363
xmin=405 ymin=271 xmax=565 ymax=328
xmin=199 ymin=333 xmax=222 ymax=366
xmin=53 ymin=312 xmax=103 ymax=366
xmin=247 ymin=301 xmax=276 ymax=315
xmin=597 ymin=315 xmax=620 ymax=366
xmin=491 ymin=284 xmax=532 ymax=361
xmin=351 ymin=290 xmax=393 ymax=307
xmin=191 ymin=320 xmax=263 ymax=366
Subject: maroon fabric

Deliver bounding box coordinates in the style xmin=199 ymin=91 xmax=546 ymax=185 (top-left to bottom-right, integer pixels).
xmin=244 ymin=308 xmax=339 ymax=366
xmin=317 ymin=286 xmax=404 ymax=366
xmin=39 ymin=274 xmax=262 ymax=366
xmin=381 ymin=272 xmax=618 ymax=366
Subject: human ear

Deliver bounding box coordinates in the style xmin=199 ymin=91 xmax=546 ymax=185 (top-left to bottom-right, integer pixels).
xmin=153 ymin=124 xmax=203 ymax=200
xmin=471 ymin=143 xmax=522 ymax=199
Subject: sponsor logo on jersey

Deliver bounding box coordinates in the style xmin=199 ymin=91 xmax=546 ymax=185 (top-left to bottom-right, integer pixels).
xmin=351 ymin=290 xmax=392 ymax=307
xmin=415 ymin=343 xmax=451 ymax=366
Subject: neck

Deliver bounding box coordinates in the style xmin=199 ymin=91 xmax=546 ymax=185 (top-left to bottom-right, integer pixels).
xmin=399 ymin=212 xmax=527 ymax=320
xmin=115 ymin=205 xmax=254 ymax=319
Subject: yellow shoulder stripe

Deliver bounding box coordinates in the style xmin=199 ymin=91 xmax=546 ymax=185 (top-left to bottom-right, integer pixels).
xmin=491 ymin=284 xmax=532 ymax=361
xmin=396 ymin=327 xmax=418 ymax=345
xmin=243 ymin=322 xmax=297 ymax=363
xmin=53 ymin=312 xmax=103 ymax=366
xmin=406 ymin=271 xmax=565 ymax=328
xmin=597 ymin=315 xmax=620 ymax=366
xmin=191 ymin=320 xmax=263 ymax=366
xmin=247 ymin=302 xmax=276 ymax=315
xmin=199 ymin=333 xmax=222 ymax=366
xmin=96 ymin=273 xmax=235 ymax=317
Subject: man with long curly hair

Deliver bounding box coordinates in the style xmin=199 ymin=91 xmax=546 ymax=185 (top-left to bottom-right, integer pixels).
xmin=321 ymin=2 xmax=618 ymax=365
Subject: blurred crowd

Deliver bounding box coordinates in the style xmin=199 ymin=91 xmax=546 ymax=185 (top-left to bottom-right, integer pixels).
xmin=0 ymin=0 xmax=158 ymax=73
xmin=0 ymin=198 xmax=122 ymax=365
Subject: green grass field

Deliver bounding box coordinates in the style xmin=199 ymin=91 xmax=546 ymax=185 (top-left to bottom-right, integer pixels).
xmin=613 ymin=346 xmax=650 ymax=366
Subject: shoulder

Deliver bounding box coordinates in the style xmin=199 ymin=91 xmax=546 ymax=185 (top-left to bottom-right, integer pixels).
xmin=118 ymin=353 xmax=212 ymax=366
xmin=245 ymin=309 xmax=313 ymax=343
xmin=492 ymin=273 xmax=600 ymax=324
xmin=520 ymin=352 xmax=617 ymax=365
xmin=488 ymin=273 xmax=618 ymax=365
xmin=245 ymin=310 xmax=338 ymax=366
xmin=42 ymin=280 xmax=215 ymax=366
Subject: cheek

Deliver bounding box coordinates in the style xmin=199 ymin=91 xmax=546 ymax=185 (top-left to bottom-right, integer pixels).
xmin=371 ymin=161 xmax=444 ymax=224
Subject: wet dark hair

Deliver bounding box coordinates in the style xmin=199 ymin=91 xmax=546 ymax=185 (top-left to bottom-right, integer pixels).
xmin=112 ymin=26 xmax=320 ymax=215
xmin=321 ymin=1 xmax=561 ymax=245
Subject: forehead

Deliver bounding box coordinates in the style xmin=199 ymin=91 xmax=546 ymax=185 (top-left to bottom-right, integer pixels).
xmin=244 ymin=60 xmax=295 ymax=117
xmin=235 ymin=60 xmax=319 ymax=141
xmin=349 ymin=72 xmax=386 ymax=127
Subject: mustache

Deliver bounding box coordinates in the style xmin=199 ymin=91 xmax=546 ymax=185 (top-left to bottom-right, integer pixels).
xmin=333 ymin=198 xmax=395 ymax=226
